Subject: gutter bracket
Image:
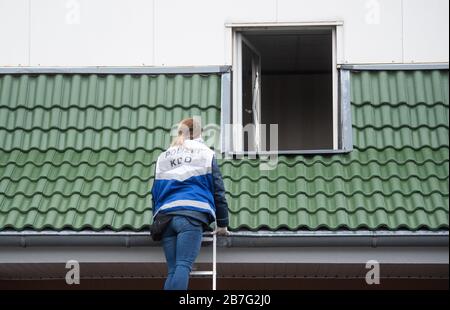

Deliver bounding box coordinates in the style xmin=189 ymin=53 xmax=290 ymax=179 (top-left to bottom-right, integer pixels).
xmin=20 ymin=236 xmax=26 ymax=248
xmin=372 ymin=231 xmax=378 ymax=248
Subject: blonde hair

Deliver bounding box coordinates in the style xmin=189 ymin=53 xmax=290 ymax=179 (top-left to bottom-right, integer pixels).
xmin=171 ymin=117 xmax=202 ymax=146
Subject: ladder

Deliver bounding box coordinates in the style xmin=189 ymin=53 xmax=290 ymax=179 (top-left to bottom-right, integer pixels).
xmin=190 ymin=232 xmax=217 ymax=290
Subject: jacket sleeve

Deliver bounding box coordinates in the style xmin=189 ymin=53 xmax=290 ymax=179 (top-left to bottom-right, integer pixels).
xmin=150 ymin=161 xmax=158 ymax=214
xmin=211 ymin=156 xmax=229 ymax=228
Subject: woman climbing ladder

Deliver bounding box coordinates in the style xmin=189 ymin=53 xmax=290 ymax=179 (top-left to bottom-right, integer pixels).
xmin=151 ymin=117 xmax=230 ymax=290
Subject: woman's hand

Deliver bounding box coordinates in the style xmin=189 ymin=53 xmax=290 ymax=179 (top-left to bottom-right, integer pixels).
xmin=214 ymin=226 xmax=230 ymax=236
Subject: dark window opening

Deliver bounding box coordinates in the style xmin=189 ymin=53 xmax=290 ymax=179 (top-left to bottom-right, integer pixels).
xmin=240 ymin=29 xmax=334 ymax=152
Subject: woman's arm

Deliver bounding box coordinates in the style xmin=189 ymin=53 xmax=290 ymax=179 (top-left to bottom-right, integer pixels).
xmin=211 ymin=156 xmax=229 ymax=230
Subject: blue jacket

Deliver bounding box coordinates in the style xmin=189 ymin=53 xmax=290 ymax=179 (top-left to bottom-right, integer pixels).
xmin=151 ymin=139 xmax=229 ymax=228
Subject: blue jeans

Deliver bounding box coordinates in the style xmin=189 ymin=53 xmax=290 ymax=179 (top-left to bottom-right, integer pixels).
xmin=161 ymin=215 xmax=203 ymax=290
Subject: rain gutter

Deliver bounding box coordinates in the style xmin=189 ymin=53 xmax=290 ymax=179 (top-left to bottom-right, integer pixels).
xmin=0 ymin=230 xmax=447 ymax=248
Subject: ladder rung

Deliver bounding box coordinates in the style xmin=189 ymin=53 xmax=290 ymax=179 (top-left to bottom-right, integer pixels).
xmin=193 ymin=226 xmax=217 ymax=289
xmin=191 ymin=271 xmax=214 ymax=276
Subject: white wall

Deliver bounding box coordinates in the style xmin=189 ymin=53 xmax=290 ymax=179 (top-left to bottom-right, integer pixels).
xmin=0 ymin=0 xmax=448 ymax=66
xmin=403 ymin=0 xmax=449 ymax=63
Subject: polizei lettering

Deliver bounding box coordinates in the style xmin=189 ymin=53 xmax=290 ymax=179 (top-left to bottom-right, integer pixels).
xmin=165 ymin=146 xmax=200 ymax=158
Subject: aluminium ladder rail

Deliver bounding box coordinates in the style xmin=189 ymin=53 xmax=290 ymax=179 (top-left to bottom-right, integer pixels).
xmin=190 ymin=232 xmax=217 ymax=290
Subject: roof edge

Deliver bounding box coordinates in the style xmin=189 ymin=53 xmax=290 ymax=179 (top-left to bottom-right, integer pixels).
xmin=0 ymin=230 xmax=448 ymax=248
xmin=0 ymin=65 xmax=232 ymax=75
xmin=339 ymin=63 xmax=449 ymax=70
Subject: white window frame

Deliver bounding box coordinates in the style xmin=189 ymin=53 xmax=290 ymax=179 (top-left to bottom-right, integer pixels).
xmin=232 ymin=32 xmax=263 ymax=153
xmin=332 ymin=27 xmax=338 ymax=150
xmin=229 ymin=22 xmax=350 ymax=154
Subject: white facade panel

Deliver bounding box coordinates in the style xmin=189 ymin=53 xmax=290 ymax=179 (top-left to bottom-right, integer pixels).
xmin=154 ymin=0 xmax=227 ymax=66
xmin=29 ymin=0 xmax=154 ymax=66
xmin=0 ymin=0 xmax=29 ymax=66
xmin=0 ymin=0 xmax=448 ymax=66
xmin=224 ymin=0 xmax=277 ymax=23
xmin=403 ymin=0 xmax=449 ymax=63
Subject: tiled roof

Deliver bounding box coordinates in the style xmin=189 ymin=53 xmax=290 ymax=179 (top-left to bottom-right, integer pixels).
xmin=0 ymin=70 xmax=448 ymax=231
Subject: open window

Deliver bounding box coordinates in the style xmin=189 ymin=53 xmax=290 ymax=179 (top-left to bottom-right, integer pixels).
xmin=239 ymin=34 xmax=262 ymax=152
xmin=230 ymin=26 xmax=352 ymax=154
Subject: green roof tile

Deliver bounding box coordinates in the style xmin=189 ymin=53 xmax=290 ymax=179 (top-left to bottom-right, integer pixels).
xmin=0 ymin=70 xmax=448 ymax=231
